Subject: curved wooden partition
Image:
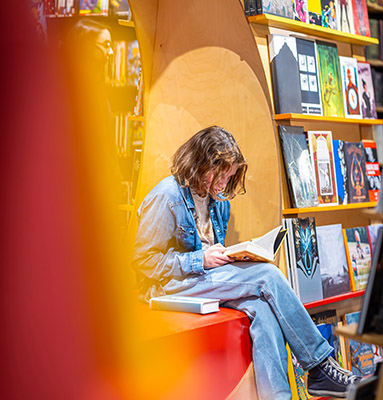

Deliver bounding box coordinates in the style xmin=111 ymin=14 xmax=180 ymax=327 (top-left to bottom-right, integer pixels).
xmin=129 ymin=0 xmax=281 ymax=244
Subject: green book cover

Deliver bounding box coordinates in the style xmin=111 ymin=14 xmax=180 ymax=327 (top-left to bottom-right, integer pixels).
xmin=316 ymin=41 xmax=345 ymax=117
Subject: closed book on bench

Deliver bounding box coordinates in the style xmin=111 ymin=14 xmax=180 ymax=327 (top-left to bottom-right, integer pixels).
xmin=149 ymin=295 xmax=220 ymax=314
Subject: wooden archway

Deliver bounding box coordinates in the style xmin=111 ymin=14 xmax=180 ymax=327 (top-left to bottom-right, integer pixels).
xmin=129 ymin=0 xmax=281 ymax=244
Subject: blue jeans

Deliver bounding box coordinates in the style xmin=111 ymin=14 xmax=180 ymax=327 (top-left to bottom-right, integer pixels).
xmin=163 ymin=262 xmax=333 ymax=400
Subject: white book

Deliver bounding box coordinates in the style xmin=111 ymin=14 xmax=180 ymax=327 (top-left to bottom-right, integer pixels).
xmin=149 ymin=295 xmax=220 ymax=315
xmin=224 ymin=225 xmax=288 ymax=263
xmin=339 ymin=56 xmax=362 ymax=119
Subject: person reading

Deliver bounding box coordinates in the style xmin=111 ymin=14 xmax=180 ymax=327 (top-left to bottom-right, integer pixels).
xmin=133 ymin=126 xmax=360 ymax=399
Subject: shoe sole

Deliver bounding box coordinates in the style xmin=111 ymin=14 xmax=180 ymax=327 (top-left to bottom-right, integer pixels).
xmin=307 ymin=389 xmax=347 ymax=398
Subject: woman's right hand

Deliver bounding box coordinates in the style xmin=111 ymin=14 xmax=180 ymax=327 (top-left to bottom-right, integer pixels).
xmin=203 ymin=243 xmax=234 ymax=269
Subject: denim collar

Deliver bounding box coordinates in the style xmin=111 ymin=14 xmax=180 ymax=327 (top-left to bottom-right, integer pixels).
xmin=178 ymin=182 xmax=218 ymax=212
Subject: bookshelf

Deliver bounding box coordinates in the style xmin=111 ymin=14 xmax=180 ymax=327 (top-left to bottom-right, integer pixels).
xmin=368 ymin=3 xmax=383 ymax=15
xmin=43 ymin=8 xmax=143 ymax=225
xmin=369 ymin=59 xmax=383 ymax=67
xmin=304 ymin=290 xmax=365 ymax=309
xmin=366 ymin=3 xmax=383 ymax=117
xmin=283 ymin=202 xmax=378 ymax=216
xmin=248 ymin=12 xmax=382 ymax=392
xmin=248 ymin=14 xmax=379 ymax=46
xmin=274 ymin=113 xmax=383 ymax=125
xmin=124 ymin=1 xmax=381 ymax=398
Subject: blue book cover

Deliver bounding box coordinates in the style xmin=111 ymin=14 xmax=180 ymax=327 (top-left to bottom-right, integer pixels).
xmin=333 ymin=139 xmax=347 ymax=204
xmin=344 ymin=311 xmax=375 ymax=377
xmin=317 ymin=323 xmax=336 ymax=359
xmin=291 ymin=217 xmax=324 ymax=303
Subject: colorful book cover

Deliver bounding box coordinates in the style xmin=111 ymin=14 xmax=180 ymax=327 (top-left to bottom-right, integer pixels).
xmin=343 ymin=226 xmax=372 ymax=290
xmin=316 ymin=224 xmax=351 ymax=298
xmin=309 ymin=0 xmax=323 ymax=25
xmin=294 ymin=0 xmax=309 ymax=22
xmin=320 ymin=0 xmax=337 ymax=29
xmin=296 ymin=38 xmax=323 ymax=115
xmin=336 ymin=0 xmax=355 ymax=34
xmin=308 ymin=131 xmax=339 ymax=206
xmin=357 ymin=61 xmax=378 ymax=119
xmin=339 ymin=56 xmax=362 ymax=119
xmin=311 ymin=309 xmax=341 ymax=362
xmin=343 ymin=142 xmax=369 ymax=203
xmin=351 ymin=0 xmax=371 ymax=36
xmin=362 ymin=140 xmax=382 ymax=201
xmin=256 ymin=0 xmax=294 ymax=18
xmin=279 ymin=126 xmax=319 ymax=208
xmin=291 ymin=217 xmax=324 ymax=303
xmin=56 ymin=0 xmax=75 ymax=15
xmin=291 ymin=352 xmax=313 ymax=399
xmin=357 ymin=226 xmax=383 ymax=335
xmin=110 ymin=0 xmax=130 ymax=16
xmin=316 ymin=41 xmax=344 ymax=117
xmin=79 ymin=0 xmax=109 ymax=15
xmin=343 ymin=311 xmax=375 ymax=376
xmin=268 ymin=35 xmax=303 ymax=114
xmin=366 ymin=223 xmax=383 ymax=255
xmin=333 ymin=139 xmax=348 ymax=204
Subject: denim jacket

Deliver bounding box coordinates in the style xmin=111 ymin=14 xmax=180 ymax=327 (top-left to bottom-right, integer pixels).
xmin=133 ymin=175 xmax=231 ymax=300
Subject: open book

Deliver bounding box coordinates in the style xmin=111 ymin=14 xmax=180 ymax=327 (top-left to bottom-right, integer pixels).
xmin=224 ymin=225 xmax=288 ymax=263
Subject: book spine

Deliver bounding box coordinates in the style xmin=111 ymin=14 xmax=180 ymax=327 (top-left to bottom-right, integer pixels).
xmin=342 ymin=229 xmax=356 ymax=291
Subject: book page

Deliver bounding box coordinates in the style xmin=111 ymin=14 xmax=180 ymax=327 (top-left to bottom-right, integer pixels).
xmin=251 ymin=225 xmax=283 ymax=255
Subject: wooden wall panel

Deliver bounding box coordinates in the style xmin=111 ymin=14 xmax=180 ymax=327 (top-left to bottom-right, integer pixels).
xmin=129 ymin=0 xmax=282 ymax=245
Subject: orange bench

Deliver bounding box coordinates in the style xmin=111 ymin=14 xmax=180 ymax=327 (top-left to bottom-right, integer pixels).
xmin=131 ymin=300 xmax=253 ymax=400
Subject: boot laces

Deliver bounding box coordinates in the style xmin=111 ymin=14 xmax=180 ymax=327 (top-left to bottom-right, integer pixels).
xmin=322 ymin=360 xmax=359 ymax=384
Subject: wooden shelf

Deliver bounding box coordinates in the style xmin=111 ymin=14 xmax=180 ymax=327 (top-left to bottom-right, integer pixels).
xmin=363 ymin=209 xmax=383 ymax=220
xmin=283 ymin=201 xmax=377 ymax=216
xmin=368 ymin=59 xmax=383 ymax=68
xmin=336 ymin=323 xmax=383 ymax=347
xmin=118 ymin=19 xmax=135 ymax=28
xmin=377 ymin=106 xmax=383 ymax=113
xmin=274 ymin=113 xmax=383 ymax=125
xmin=304 ymin=290 xmax=365 ymax=309
xmin=248 ymin=13 xmax=379 ymax=46
xmin=368 ymin=3 xmax=383 ymax=14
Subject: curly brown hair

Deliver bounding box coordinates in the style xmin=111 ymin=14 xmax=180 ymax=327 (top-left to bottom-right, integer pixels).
xmin=171 ymin=126 xmax=248 ymax=199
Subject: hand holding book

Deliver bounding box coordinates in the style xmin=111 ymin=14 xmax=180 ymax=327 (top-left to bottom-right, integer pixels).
xmin=224 ymin=225 xmax=288 ymax=263
xmin=203 ymin=243 xmax=235 ymax=269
